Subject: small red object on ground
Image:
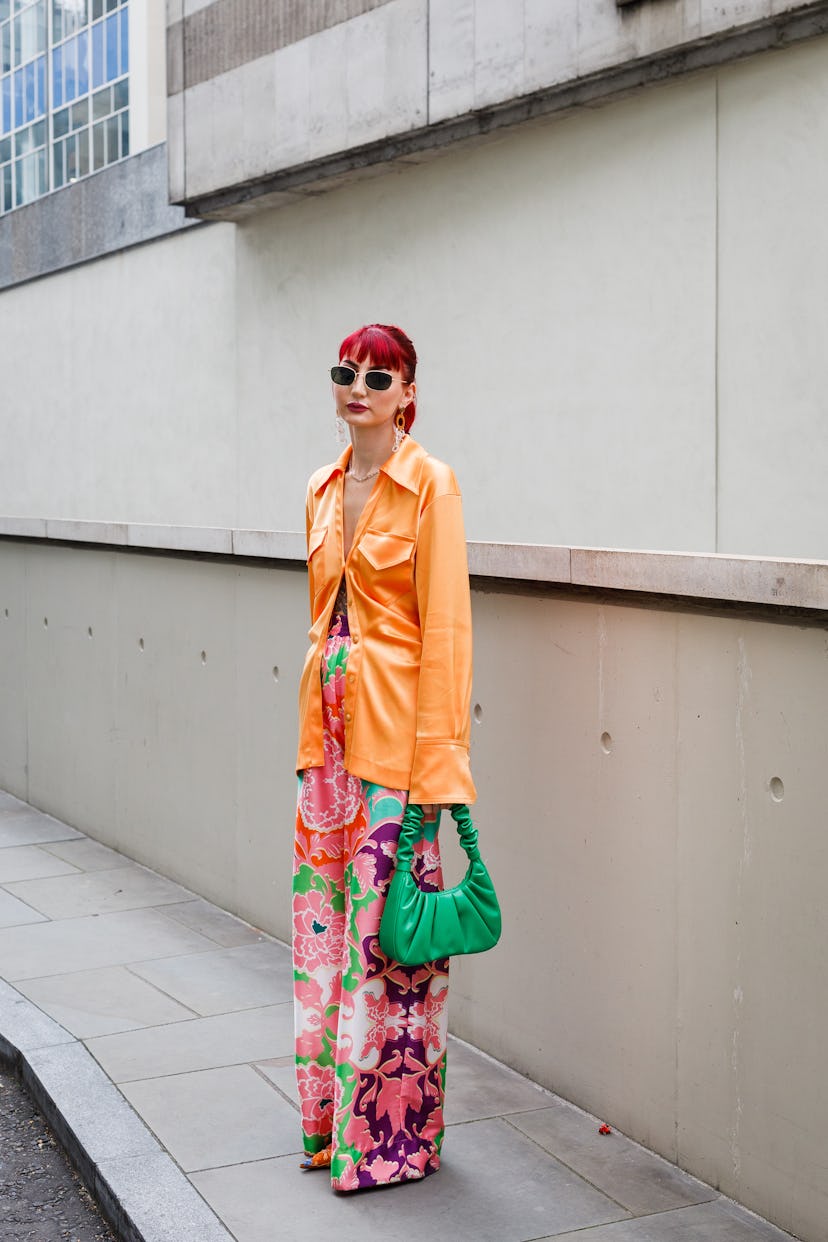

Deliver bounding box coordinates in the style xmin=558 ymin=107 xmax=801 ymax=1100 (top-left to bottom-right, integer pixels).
xmin=598 ymin=1123 xmax=612 ymax=1135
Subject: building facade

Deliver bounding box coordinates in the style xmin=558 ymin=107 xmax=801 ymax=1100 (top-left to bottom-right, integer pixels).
xmin=2 ymin=4 xmax=828 ymax=1239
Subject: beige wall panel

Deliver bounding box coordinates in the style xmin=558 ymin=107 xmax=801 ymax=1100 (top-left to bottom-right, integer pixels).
xmin=111 ymin=553 xmax=242 ymax=902
xmin=24 ymin=546 xmax=119 ymax=833
xmin=451 ymin=591 xmax=680 ymax=1159
xmin=728 ymin=622 xmax=828 ymax=1238
xmin=232 ymin=563 xmax=308 ymax=939
xmin=717 ymin=36 xmax=828 ymax=558
xmin=0 ymin=224 xmax=237 ymax=529
xmin=674 ymin=618 xmax=744 ymax=1188
xmin=0 ymin=543 xmax=29 ymax=799
xmin=235 ymin=73 xmax=717 ymax=551
xmin=675 ymin=615 xmax=828 ymax=1240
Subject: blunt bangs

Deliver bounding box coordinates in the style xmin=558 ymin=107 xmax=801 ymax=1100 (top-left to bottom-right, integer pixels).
xmin=339 ymin=326 xmax=410 ymax=379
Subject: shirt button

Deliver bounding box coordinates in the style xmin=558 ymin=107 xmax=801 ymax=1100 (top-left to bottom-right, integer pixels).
xmin=348 ymin=673 xmax=355 ymax=682
xmin=345 ymin=712 xmax=352 ymax=721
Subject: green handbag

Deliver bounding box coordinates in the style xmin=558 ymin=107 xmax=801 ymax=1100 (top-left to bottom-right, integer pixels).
xmin=379 ymin=803 xmax=502 ymax=966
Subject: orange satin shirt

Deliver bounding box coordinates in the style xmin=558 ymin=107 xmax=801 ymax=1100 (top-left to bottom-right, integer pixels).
xmin=296 ymin=434 xmax=476 ymax=805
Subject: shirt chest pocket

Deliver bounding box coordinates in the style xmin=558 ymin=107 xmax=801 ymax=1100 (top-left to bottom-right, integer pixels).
xmin=357 ymin=529 xmax=416 ymax=608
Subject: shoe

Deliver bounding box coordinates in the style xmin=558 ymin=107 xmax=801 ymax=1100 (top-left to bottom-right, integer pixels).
xmin=299 ymin=1145 xmax=332 ymax=1171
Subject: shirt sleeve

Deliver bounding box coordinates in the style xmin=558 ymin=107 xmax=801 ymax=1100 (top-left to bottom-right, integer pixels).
xmin=409 ymin=489 xmax=477 ymax=805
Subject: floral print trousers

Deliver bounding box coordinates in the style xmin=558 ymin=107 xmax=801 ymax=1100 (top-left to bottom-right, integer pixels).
xmin=292 ymin=609 xmax=449 ymax=1191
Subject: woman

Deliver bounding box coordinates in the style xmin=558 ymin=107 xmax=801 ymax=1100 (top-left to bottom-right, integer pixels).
xmin=292 ymin=323 xmax=476 ymax=1191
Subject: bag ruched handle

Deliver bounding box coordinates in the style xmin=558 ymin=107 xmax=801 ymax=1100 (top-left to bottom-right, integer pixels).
xmin=395 ymin=803 xmax=479 ymax=872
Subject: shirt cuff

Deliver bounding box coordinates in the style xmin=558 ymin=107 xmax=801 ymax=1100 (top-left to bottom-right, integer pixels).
xmin=408 ymin=739 xmax=477 ymax=806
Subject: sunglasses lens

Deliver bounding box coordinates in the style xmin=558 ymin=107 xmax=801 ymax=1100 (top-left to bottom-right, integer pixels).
xmin=365 ymin=371 xmax=394 ymax=391
xmin=330 ymin=366 xmax=356 ymax=386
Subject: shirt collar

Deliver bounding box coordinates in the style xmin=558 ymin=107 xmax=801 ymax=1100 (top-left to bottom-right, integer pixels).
xmin=311 ymin=445 xmax=351 ymax=495
xmin=312 ymin=436 xmax=424 ymax=496
xmin=380 ymin=434 xmax=423 ymax=494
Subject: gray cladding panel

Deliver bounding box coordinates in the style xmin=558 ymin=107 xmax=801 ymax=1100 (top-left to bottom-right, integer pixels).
xmin=169 ymin=0 xmax=395 ymax=93
xmin=0 ymin=145 xmax=197 ymax=291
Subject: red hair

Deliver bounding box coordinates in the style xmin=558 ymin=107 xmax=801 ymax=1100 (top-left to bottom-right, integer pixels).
xmin=338 ymin=324 xmax=418 ymax=431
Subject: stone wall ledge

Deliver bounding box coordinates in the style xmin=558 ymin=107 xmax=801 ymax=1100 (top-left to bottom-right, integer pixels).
xmin=2 ymin=517 xmax=827 ymax=613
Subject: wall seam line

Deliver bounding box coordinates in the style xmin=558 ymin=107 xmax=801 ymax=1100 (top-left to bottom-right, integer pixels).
xmin=714 ymin=74 xmax=720 ymax=554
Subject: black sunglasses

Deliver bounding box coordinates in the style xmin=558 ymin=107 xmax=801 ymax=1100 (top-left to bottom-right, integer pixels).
xmin=330 ymin=364 xmax=401 ymax=392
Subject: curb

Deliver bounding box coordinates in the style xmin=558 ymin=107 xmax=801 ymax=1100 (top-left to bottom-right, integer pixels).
xmin=0 ymin=979 xmax=233 ymax=1242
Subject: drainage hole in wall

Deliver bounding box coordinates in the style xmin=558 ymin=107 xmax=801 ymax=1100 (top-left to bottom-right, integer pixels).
xmin=272 ymin=666 xmax=280 ymax=682
xmin=87 ymin=626 xmax=93 ymax=639
xmin=201 ymin=650 xmax=207 ymax=665
xmin=138 ymin=638 xmax=144 ymax=652
xmin=769 ymin=776 xmax=784 ymax=802
xmin=600 ymin=731 xmax=613 ymax=754
xmin=3 ymin=607 xmax=8 ymax=618
xmin=473 ymin=703 xmax=483 ymax=723
xmin=43 ymin=616 xmax=48 ymax=628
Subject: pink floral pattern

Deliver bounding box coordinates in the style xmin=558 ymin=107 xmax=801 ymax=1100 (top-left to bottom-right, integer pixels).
xmin=293 ymin=621 xmax=448 ymax=1191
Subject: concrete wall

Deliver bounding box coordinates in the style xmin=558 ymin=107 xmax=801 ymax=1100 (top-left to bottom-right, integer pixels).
xmin=2 ymin=534 xmax=826 ymax=1242
xmin=165 ymin=0 xmax=828 ymax=212
xmin=3 ymin=37 xmax=828 ymax=556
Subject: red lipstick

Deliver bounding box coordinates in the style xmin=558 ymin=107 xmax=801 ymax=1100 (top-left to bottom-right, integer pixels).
xmin=347 ymin=402 xmax=368 ymax=412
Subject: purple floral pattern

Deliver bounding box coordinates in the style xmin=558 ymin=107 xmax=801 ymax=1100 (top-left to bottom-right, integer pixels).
xmin=293 ymin=622 xmax=448 ymax=1191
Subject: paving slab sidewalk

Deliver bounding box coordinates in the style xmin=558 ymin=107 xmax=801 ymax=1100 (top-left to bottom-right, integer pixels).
xmin=0 ymin=789 xmax=799 ymax=1242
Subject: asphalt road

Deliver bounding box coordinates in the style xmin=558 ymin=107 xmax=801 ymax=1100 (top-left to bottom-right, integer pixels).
xmin=0 ymin=1064 xmax=116 ymax=1242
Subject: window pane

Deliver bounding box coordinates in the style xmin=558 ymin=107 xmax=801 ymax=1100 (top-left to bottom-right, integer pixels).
xmin=0 ymin=1 xmax=9 ymax=23
xmin=23 ymin=57 xmax=34 ymax=121
xmin=14 ymin=148 xmax=42 ymax=204
xmin=53 ymin=0 xmax=89 ymax=41
xmin=92 ymin=114 xmax=103 ymax=167
xmin=105 ymin=108 xmax=116 ymax=160
xmin=1 ymin=20 xmax=10 ymax=74
xmin=91 ymin=17 xmax=102 ymax=86
xmin=75 ymin=123 xmax=87 ymax=174
xmin=2 ymin=162 xmax=11 ymax=210
xmin=13 ymin=65 xmax=22 ymax=125
xmin=119 ymin=101 xmax=126 ymax=155
xmin=104 ymin=10 xmax=115 ymax=81
xmin=91 ymin=83 xmax=107 ymax=118
xmin=35 ymin=51 xmax=43 ymax=114
xmin=53 ymin=103 xmax=68 ymax=135
xmin=52 ymin=44 xmax=62 ymax=107
xmin=112 ymin=73 xmax=125 ymax=110
xmin=0 ymin=133 xmax=9 ymax=161
xmin=63 ymin=34 xmax=75 ymax=102
xmin=77 ymin=27 xmax=87 ymax=93
xmin=105 ymin=0 xmax=116 ymax=12
xmin=119 ymin=2 xmax=126 ymax=75
xmin=14 ymin=1 xmax=46 ymax=67
xmin=92 ymin=0 xmax=101 ymax=20
xmin=52 ymin=134 xmax=64 ymax=185
xmin=69 ymin=94 xmax=86 ymax=127
xmin=1 ymin=73 xmax=9 ymax=132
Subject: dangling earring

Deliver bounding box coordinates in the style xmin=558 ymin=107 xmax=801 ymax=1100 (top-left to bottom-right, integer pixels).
xmin=392 ymin=408 xmax=407 ymax=452
xmin=335 ymin=412 xmax=348 ymax=445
